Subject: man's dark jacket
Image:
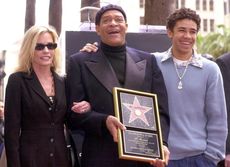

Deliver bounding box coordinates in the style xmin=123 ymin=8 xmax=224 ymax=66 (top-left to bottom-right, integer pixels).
xmin=216 ymin=53 xmax=230 ymax=155
xmin=66 ymin=46 xmax=169 ymax=167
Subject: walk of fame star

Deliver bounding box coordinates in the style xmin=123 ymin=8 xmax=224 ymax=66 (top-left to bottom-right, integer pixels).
xmin=122 ymin=96 xmax=152 ymax=126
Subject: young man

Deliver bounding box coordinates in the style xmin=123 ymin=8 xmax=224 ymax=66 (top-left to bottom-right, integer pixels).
xmin=66 ymin=4 xmax=170 ymax=167
xmin=82 ymin=7 xmax=227 ymax=167
xmin=154 ymin=8 xmax=227 ymax=167
xmin=216 ymin=53 xmax=230 ymax=167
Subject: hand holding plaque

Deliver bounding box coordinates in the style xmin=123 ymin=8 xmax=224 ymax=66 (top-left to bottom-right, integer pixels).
xmin=113 ymin=87 xmax=164 ymax=163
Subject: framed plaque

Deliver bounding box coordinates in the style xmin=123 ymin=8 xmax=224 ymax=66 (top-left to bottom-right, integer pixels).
xmin=113 ymin=87 xmax=164 ymax=163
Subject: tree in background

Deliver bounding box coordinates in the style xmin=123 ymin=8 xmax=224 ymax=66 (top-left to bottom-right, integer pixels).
xmin=24 ymin=0 xmax=62 ymax=36
xmin=81 ymin=0 xmax=100 ymax=23
xmin=24 ymin=0 xmax=36 ymax=33
xmin=49 ymin=0 xmax=62 ymax=36
xmin=196 ymin=25 xmax=230 ymax=58
xmin=24 ymin=0 xmax=176 ymax=35
xmin=0 ymin=51 xmax=5 ymax=81
xmin=144 ymin=0 xmax=176 ymax=25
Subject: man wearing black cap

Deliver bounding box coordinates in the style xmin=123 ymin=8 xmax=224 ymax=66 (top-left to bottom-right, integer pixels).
xmin=66 ymin=4 xmax=170 ymax=167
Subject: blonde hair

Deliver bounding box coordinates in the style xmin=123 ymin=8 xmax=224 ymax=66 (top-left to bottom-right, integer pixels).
xmin=16 ymin=25 xmax=61 ymax=74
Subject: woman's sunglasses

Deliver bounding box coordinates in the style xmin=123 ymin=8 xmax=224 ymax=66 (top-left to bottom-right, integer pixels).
xmin=35 ymin=43 xmax=57 ymax=51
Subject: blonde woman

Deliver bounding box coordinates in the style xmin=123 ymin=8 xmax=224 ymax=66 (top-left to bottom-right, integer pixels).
xmin=4 ymin=25 xmax=89 ymax=167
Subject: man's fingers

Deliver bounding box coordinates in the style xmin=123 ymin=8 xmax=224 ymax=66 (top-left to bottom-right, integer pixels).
xmin=106 ymin=116 xmax=126 ymax=142
xmin=163 ymin=146 xmax=170 ymax=165
xmin=150 ymin=159 xmax=165 ymax=167
xmin=111 ymin=127 xmax=118 ymax=142
xmin=80 ymin=47 xmax=93 ymax=52
xmin=80 ymin=43 xmax=98 ymax=52
xmin=117 ymin=121 xmax=126 ymax=131
xmin=93 ymin=42 xmax=98 ymax=46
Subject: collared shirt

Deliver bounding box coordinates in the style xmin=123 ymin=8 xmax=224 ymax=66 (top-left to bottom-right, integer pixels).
xmin=152 ymin=47 xmax=227 ymax=165
xmin=156 ymin=47 xmax=203 ymax=68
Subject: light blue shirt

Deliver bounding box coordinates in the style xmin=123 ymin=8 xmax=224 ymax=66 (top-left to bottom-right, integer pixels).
xmin=153 ymin=48 xmax=227 ymax=164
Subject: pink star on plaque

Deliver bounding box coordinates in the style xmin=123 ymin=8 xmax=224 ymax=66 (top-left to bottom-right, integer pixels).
xmin=123 ymin=96 xmax=152 ymax=126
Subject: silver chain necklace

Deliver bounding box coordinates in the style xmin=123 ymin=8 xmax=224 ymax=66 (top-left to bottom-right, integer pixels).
xmin=174 ymin=61 xmax=190 ymax=90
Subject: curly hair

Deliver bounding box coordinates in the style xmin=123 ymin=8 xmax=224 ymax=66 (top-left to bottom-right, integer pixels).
xmin=166 ymin=8 xmax=201 ymax=32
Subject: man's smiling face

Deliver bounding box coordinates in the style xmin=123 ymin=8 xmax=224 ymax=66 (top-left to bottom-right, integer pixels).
xmin=96 ymin=10 xmax=128 ymax=46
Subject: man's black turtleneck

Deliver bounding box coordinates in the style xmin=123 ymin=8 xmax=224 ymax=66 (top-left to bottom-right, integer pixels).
xmin=100 ymin=42 xmax=126 ymax=86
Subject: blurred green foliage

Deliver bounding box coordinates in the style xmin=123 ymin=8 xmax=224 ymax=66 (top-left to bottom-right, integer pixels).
xmin=196 ymin=25 xmax=230 ymax=58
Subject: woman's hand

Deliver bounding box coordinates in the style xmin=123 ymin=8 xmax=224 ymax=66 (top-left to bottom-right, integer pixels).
xmin=71 ymin=101 xmax=91 ymax=113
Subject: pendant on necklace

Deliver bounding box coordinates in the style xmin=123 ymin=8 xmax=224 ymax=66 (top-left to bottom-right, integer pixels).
xmin=178 ymin=80 xmax=183 ymax=89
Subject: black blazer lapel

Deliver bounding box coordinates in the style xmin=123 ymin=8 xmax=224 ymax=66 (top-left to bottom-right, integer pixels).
xmin=24 ymin=71 xmax=51 ymax=106
xmin=85 ymin=51 xmax=120 ymax=93
xmin=124 ymin=49 xmax=146 ymax=89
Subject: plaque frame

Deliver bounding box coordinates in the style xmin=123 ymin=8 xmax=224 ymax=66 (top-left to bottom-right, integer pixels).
xmin=113 ymin=87 xmax=164 ymax=163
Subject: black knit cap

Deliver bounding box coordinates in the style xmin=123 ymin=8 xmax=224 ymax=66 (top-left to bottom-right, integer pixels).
xmin=95 ymin=4 xmax=127 ymax=25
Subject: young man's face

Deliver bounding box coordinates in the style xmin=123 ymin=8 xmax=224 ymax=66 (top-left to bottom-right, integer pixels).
xmin=167 ymin=19 xmax=198 ymax=58
xmin=96 ymin=10 xmax=128 ymax=46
